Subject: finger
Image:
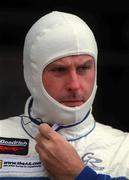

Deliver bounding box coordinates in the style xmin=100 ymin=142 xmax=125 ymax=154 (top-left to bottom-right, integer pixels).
xmin=35 ymin=133 xmax=44 ymax=144
xmin=35 ymin=133 xmax=49 ymax=150
xmin=35 ymin=133 xmax=40 ymax=142
xmin=35 ymin=139 xmax=47 ymax=154
xmin=35 ymin=143 xmax=39 ymax=153
xmin=38 ymin=123 xmax=54 ymax=139
xmin=35 ymin=144 xmax=47 ymax=165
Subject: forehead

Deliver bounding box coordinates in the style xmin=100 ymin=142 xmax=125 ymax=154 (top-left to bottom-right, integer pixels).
xmin=49 ymin=54 xmax=94 ymax=66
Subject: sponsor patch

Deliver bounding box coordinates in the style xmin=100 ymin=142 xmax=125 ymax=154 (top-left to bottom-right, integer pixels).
xmin=0 ymin=157 xmax=44 ymax=173
xmin=0 ymin=137 xmax=29 ymax=155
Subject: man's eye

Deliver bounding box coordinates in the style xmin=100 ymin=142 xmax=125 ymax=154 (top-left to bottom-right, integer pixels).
xmin=51 ymin=67 xmax=67 ymax=73
xmin=77 ymin=66 xmax=89 ymax=73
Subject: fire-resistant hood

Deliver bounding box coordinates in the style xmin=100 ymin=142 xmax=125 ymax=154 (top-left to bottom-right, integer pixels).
xmin=23 ymin=11 xmax=98 ymax=126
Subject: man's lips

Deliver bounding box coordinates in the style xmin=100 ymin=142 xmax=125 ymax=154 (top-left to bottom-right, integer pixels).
xmin=59 ymin=100 xmax=84 ymax=107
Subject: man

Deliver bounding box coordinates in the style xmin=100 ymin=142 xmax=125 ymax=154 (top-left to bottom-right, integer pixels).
xmin=0 ymin=11 xmax=128 ymax=180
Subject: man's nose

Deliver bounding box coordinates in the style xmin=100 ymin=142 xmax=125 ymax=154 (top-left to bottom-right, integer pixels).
xmin=66 ymin=71 xmax=81 ymax=91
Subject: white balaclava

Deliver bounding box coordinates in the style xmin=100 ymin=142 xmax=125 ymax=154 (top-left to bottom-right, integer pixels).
xmin=23 ymin=11 xmax=98 ymax=126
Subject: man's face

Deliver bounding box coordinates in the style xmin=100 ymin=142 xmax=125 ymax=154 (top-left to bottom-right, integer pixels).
xmin=42 ymin=55 xmax=95 ymax=107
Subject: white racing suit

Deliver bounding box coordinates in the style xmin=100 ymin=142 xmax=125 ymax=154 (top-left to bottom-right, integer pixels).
xmin=0 ymin=97 xmax=129 ymax=180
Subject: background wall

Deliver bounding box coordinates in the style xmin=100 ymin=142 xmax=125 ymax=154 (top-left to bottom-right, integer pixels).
xmin=0 ymin=1 xmax=129 ymax=131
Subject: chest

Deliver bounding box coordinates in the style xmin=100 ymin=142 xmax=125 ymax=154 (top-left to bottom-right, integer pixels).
xmin=0 ymin=134 xmax=48 ymax=179
xmin=70 ymin=136 xmax=129 ymax=177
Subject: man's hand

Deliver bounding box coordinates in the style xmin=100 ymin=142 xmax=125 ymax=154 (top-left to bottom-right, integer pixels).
xmin=35 ymin=123 xmax=85 ymax=180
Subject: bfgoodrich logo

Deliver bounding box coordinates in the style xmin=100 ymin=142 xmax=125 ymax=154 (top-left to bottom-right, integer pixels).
xmin=0 ymin=137 xmax=29 ymax=155
xmin=0 ymin=138 xmax=27 ymax=146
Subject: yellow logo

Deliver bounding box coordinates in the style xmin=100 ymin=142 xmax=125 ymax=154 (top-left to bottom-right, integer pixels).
xmin=0 ymin=160 xmax=3 ymax=168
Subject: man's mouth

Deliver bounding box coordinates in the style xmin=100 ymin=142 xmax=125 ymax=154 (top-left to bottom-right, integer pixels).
xmin=60 ymin=100 xmax=84 ymax=107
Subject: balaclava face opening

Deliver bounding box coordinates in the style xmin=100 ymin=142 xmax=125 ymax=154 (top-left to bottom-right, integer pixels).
xmin=23 ymin=11 xmax=98 ymax=126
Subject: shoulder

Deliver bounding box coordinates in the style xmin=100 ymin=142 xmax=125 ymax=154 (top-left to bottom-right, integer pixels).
xmin=93 ymin=121 xmax=129 ymax=143
xmin=0 ymin=116 xmax=21 ymax=125
xmin=95 ymin=121 xmax=127 ymax=135
xmin=0 ymin=116 xmax=22 ymax=136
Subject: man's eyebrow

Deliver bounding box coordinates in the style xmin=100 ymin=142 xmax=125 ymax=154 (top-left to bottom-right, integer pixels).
xmin=47 ymin=59 xmax=94 ymax=69
xmin=47 ymin=63 xmax=66 ymax=68
xmin=49 ymin=63 xmax=65 ymax=66
xmin=53 ymin=59 xmax=94 ymax=65
xmin=45 ymin=63 xmax=66 ymax=71
xmin=77 ymin=59 xmax=94 ymax=67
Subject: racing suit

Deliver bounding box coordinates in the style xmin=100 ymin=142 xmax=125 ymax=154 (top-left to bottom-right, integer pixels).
xmin=0 ymin=97 xmax=129 ymax=180
xmin=1 ymin=11 xmax=129 ymax=180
